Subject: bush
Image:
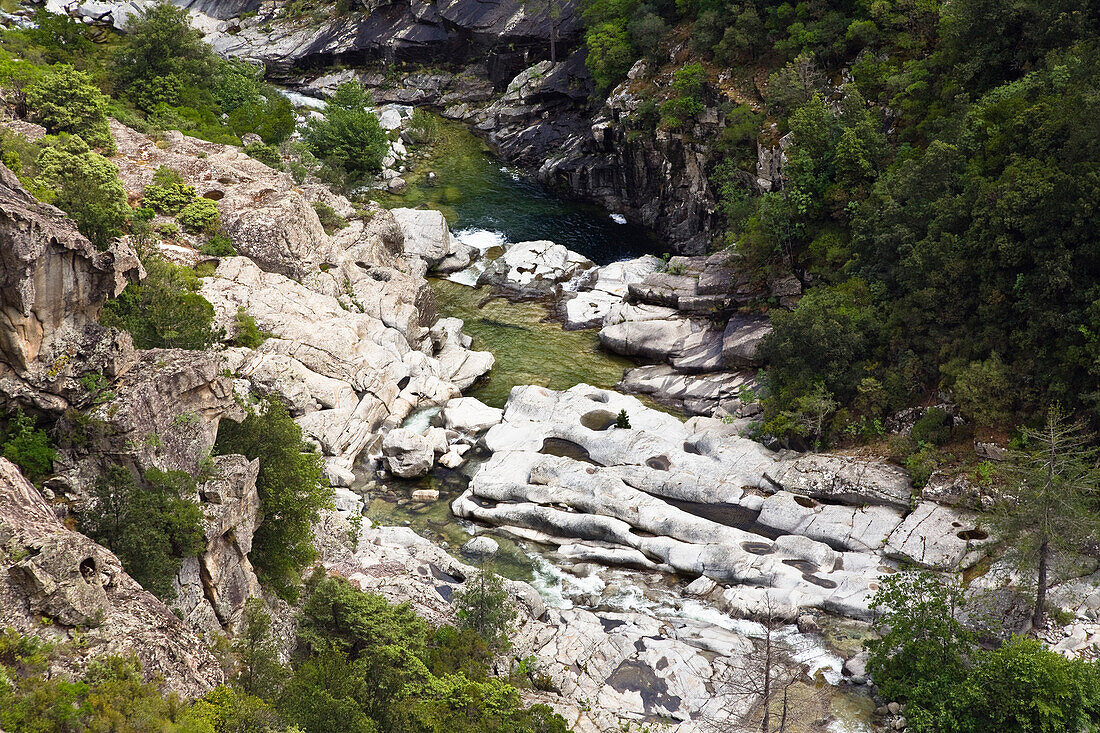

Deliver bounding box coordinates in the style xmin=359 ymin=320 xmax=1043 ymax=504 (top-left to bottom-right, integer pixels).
xmin=214 ymin=396 xmax=331 ymax=600
xmin=1 ymin=408 xmax=56 ymax=484
xmin=80 ymin=465 xmax=204 ymax=600
xmin=34 ymin=134 xmax=129 ymax=249
xmin=200 ymin=234 xmax=236 ymax=257
xmin=910 ymin=407 xmax=953 ymax=446
xmin=455 ymin=571 xmax=515 ymax=652
xmin=142 ymin=166 xmax=195 ymax=215
xmin=100 ymin=255 xmax=222 ymax=350
xmin=866 ymin=571 xmax=973 ymax=724
xmin=243 ymin=141 xmax=284 ymax=170
xmin=312 ymin=200 xmax=347 ymax=234
xmin=177 ymin=197 xmax=220 ymax=233
xmin=301 ymin=82 xmax=389 ymax=181
xmin=947 ymin=353 xmax=1012 ymax=428
xmin=24 ymin=64 xmax=113 ymax=151
xmin=584 ymin=21 xmax=635 ymax=94
xmin=234 ymin=306 xmax=267 ymax=349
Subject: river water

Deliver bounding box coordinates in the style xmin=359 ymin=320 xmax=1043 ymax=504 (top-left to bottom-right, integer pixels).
xmin=357 ymin=115 xmax=874 ymax=732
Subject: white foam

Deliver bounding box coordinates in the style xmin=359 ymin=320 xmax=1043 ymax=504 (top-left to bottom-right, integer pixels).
xmin=445 ymin=229 xmax=507 ymax=286
xmin=610 ymin=213 xmax=627 ymax=224
xmin=401 ymin=406 xmax=441 ymax=435
xmin=276 ymin=89 xmax=327 ymax=110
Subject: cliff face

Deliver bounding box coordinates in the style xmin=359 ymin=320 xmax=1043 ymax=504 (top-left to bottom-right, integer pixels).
xmin=0 ymin=457 xmax=225 ymax=695
xmin=0 ymin=164 xmax=140 ymax=388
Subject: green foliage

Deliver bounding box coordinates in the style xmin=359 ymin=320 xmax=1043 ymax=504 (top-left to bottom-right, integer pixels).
xmin=213 ymin=397 xmax=331 ymax=600
xmin=113 ymin=1 xmax=217 ymax=112
xmin=80 ymin=465 xmax=204 ymax=600
xmin=176 ymin=197 xmax=220 ymax=233
xmin=233 ymin=307 xmax=268 ymax=349
xmin=866 ymin=571 xmax=974 ymax=725
xmin=24 ymin=64 xmax=112 ymax=151
xmin=232 ymin=599 xmax=285 ymax=699
xmin=584 ymin=21 xmax=634 ymax=94
xmin=200 ymin=234 xmax=236 ymax=257
xmin=142 ymin=166 xmax=196 ymax=215
xmin=243 ymin=141 xmax=285 ymax=170
xmin=909 ymin=407 xmax=952 ymax=447
xmin=994 ymin=407 xmax=1100 ymax=628
xmin=34 ymin=134 xmax=129 ymax=249
xmin=945 ymin=353 xmax=1012 ymax=428
xmin=301 ymin=82 xmax=388 ymax=181
xmin=455 ymin=571 xmax=516 ymax=653
xmin=312 ymin=200 xmax=348 ymax=234
xmin=1 ymin=408 xmax=56 ymax=484
xmin=101 ymin=255 xmax=221 ymax=350
xmin=615 ymin=409 xmax=631 ymax=429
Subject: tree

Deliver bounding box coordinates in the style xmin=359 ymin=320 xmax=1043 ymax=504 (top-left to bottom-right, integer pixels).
xmin=80 ymin=465 xmax=204 ymax=600
xmin=34 ymin=134 xmax=128 ymax=249
xmin=584 ymin=21 xmax=634 ymax=94
xmin=866 ymin=571 xmax=974 ymax=725
xmin=951 ymin=636 xmax=1100 ymax=733
xmin=24 ymin=64 xmax=112 ymax=151
xmin=113 ymin=1 xmax=217 ymax=111
xmin=100 ymin=255 xmax=222 ymax=350
xmin=708 ymin=597 xmax=825 ymax=732
xmin=615 ymin=409 xmax=631 ymax=429
xmin=301 ymin=82 xmax=388 ymax=181
xmin=214 ymin=397 xmax=331 ymax=600
xmin=233 ymin=599 xmax=284 ymax=699
xmin=455 ymin=570 xmax=515 ymax=653
xmin=995 ymin=407 xmax=1100 ymax=629
xmin=1 ymin=408 xmax=56 ymax=485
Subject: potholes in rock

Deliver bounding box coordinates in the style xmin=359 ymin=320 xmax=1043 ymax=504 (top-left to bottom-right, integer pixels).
xmin=802 ymin=574 xmax=838 ymax=589
xmin=957 ymin=529 xmax=989 ymax=541
xmin=669 ymin=499 xmax=783 ymax=540
xmin=645 ymin=455 xmax=671 ymax=471
xmin=78 ymin=557 xmax=97 ymax=584
xmin=586 ymin=392 xmax=610 ymax=403
xmin=202 ymin=189 xmax=225 ymax=200
xmin=580 ymin=409 xmax=617 ymax=431
xmin=683 ymin=441 xmax=702 ymax=455
xmin=540 ymin=437 xmax=598 ymax=465
xmin=629 ymin=527 xmax=659 ymax=539
xmin=793 ymin=495 xmax=817 ymax=509
xmin=742 ymin=541 xmax=775 ymax=555
xmin=782 ymin=558 xmax=819 ymax=574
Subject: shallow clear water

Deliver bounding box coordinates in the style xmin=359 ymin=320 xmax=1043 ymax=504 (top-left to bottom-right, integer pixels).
xmin=373 ymin=118 xmax=665 ymax=264
xmin=430 ymin=278 xmax=641 ymax=408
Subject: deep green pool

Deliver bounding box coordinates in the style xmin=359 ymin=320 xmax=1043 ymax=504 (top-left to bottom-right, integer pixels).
xmin=373 ymin=117 xmax=663 ymax=264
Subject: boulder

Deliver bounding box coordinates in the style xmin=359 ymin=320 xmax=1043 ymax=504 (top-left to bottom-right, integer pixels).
xmin=440 ymin=396 xmax=504 ymax=434
xmin=477 ymin=240 xmax=594 ymax=298
xmin=461 ymin=535 xmax=500 ymax=558
xmin=391 ymin=207 xmax=475 ymax=273
xmin=383 ymin=428 xmax=434 ymax=478
xmin=721 ymin=315 xmax=771 ymax=368
xmin=767 ymin=453 xmax=913 ymax=509
xmin=411 ymin=488 xmax=440 ymax=502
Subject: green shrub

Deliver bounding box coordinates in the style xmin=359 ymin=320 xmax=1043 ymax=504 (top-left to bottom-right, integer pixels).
xmin=301 ymin=82 xmax=388 ymax=181
xmin=947 ymin=353 xmax=1012 ymax=428
xmin=584 ymin=21 xmax=634 ymax=94
xmin=455 ymin=570 xmax=515 ymax=653
xmin=243 ymin=141 xmax=284 ymax=170
xmin=24 ymin=64 xmax=113 ymax=151
xmin=615 ymin=409 xmax=631 ymax=429
xmin=1 ymin=408 xmax=56 ymax=484
xmin=177 ymin=197 xmax=220 ymax=233
xmin=142 ymin=166 xmax=195 ymax=215
xmin=200 ymin=234 xmax=236 ymax=257
xmin=100 ymin=255 xmax=222 ymax=350
xmin=214 ymin=396 xmax=331 ymax=600
xmin=34 ymin=134 xmax=129 ymax=249
xmin=233 ymin=306 xmax=268 ymax=349
xmin=312 ymin=200 xmax=347 ymax=234
xmin=910 ymin=407 xmax=953 ymax=447
xmin=80 ymin=465 xmax=204 ymax=600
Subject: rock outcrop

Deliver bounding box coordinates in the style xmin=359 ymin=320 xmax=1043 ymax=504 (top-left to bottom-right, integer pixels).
xmin=0 ymin=458 xmax=223 ymax=696
xmin=452 ymin=385 xmax=992 ymax=621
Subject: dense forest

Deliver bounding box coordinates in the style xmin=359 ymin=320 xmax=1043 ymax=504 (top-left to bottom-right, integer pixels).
xmin=580 ymin=0 xmax=1100 ymax=446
